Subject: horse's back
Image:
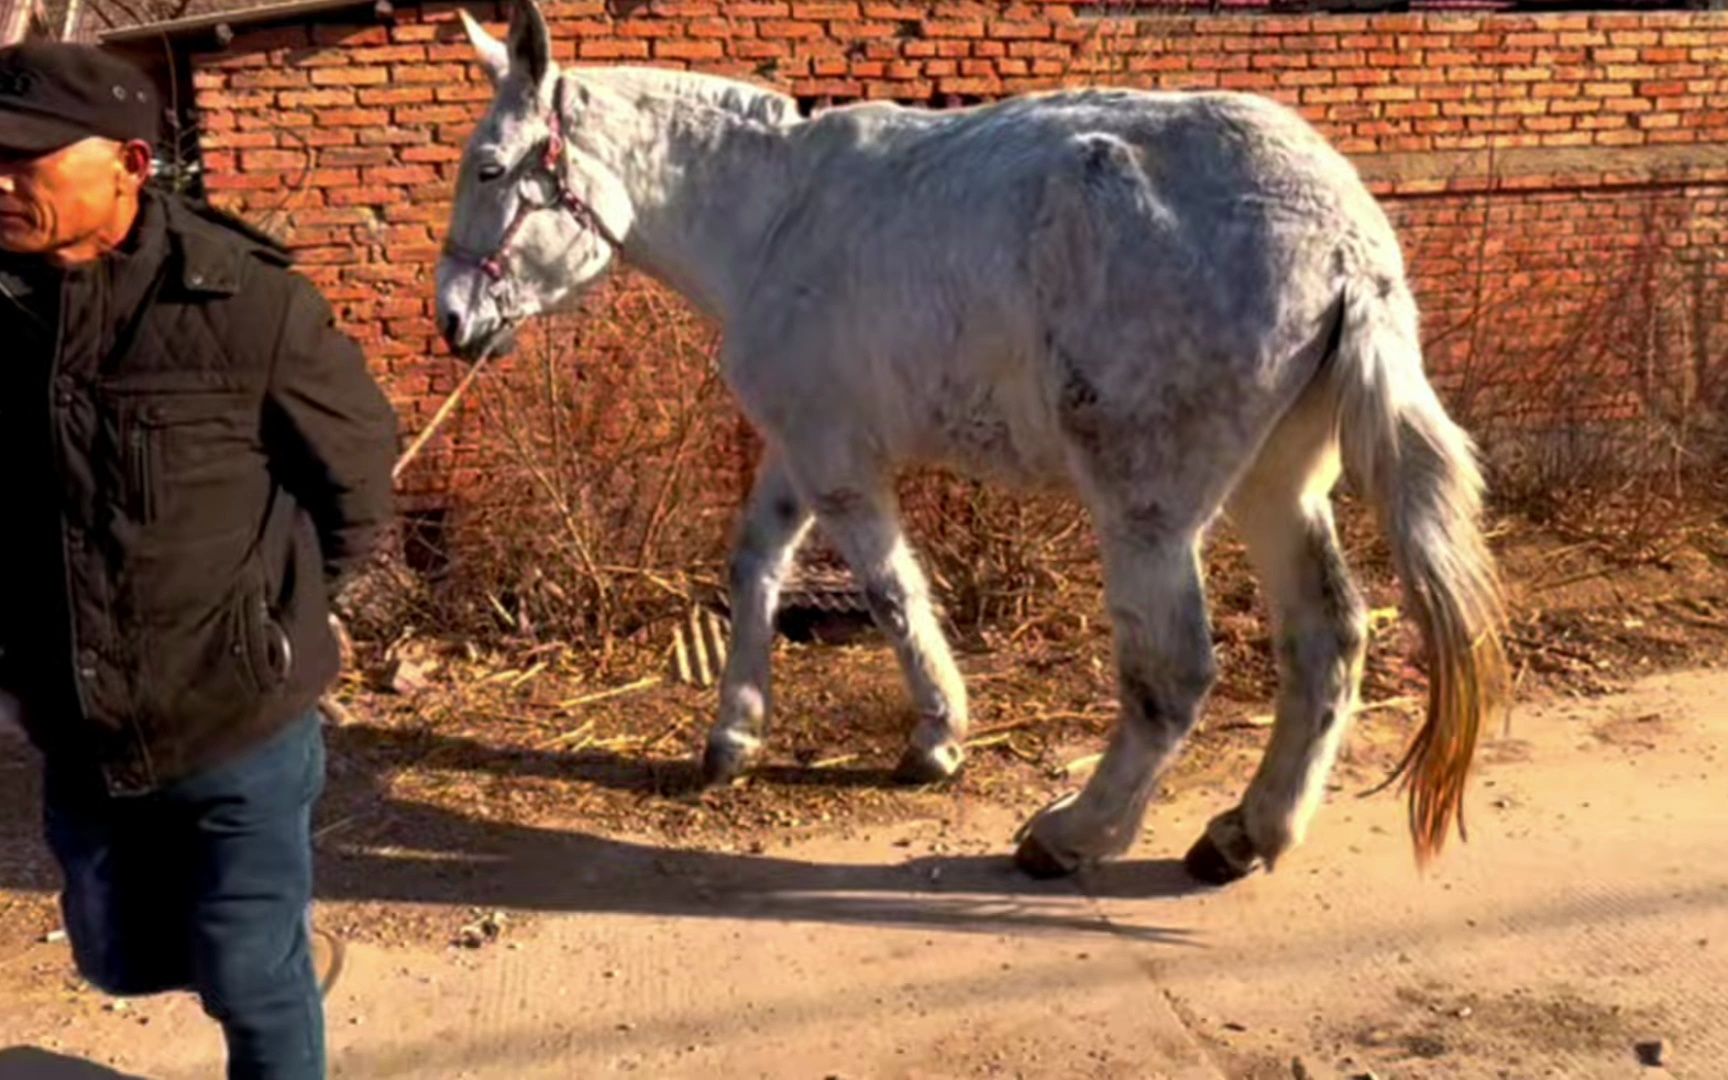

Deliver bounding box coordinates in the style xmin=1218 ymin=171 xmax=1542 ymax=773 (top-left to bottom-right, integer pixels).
xmin=730 ymin=85 xmax=1396 ymax=484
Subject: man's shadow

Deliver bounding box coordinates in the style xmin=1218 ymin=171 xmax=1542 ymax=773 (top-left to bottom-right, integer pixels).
xmin=0 ymin=1047 xmax=147 ymax=1079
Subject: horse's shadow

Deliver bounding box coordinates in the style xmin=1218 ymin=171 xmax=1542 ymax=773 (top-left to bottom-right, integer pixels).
xmin=330 ymin=720 xmax=909 ymax=795
xmin=0 ymin=724 xmax=1212 ymax=946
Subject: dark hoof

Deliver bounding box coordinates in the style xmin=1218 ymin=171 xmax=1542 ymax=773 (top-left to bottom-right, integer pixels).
xmin=892 ymin=745 xmax=962 ymax=786
xmin=700 ymin=742 xmax=750 ymax=789
xmin=1013 ymin=831 xmax=1077 ymax=880
xmin=1182 ymin=832 xmax=1252 ymax=887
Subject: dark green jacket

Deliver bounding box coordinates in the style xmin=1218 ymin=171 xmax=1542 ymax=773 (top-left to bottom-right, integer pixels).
xmin=0 ymin=192 xmax=397 ymax=794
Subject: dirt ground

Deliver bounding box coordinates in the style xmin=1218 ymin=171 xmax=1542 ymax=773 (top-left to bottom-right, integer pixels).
xmin=0 ymin=511 xmax=1724 ymax=1077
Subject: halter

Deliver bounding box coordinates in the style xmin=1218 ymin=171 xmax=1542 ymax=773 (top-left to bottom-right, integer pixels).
xmin=441 ymin=77 xmax=625 ymax=283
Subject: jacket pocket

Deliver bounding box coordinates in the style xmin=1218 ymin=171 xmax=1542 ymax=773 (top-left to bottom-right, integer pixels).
xmin=124 ymin=417 xmax=157 ymax=524
xmin=117 ymin=392 xmax=254 ymax=528
xmin=236 ymin=575 xmax=294 ymax=694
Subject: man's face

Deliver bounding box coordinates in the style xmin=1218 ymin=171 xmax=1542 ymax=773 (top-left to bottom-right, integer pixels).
xmin=0 ymin=137 xmax=147 ymax=257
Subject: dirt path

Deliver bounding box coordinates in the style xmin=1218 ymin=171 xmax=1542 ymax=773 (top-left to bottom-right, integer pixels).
xmin=2 ymin=667 xmax=1725 ymax=1079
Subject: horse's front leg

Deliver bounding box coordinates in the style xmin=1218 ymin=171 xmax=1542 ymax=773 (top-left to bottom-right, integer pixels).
xmin=702 ymin=454 xmax=814 ymax=786
xmin=793 ymin=466 xmax=970 ymax=784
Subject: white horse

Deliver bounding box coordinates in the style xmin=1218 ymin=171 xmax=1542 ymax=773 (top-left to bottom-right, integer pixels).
xmin=436 ymin=0 xmax=1508 ymax=884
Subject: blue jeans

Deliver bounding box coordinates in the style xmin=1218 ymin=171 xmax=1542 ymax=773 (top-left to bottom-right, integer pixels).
xmin=42 ymin=712 xmax=326 ymax=1080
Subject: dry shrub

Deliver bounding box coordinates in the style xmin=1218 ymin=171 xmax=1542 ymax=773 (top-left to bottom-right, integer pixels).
xmin=898 ymin=476 xmax=1096 ymax=635
xmin=1441 ymin=196 xmax=1728 ymax=552
xmin=407 ymin=272 xmax=745 ymax=662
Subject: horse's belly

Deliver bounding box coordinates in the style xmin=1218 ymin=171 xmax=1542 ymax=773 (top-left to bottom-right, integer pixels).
xmin=912 ymin=374 xmax=1068 ymax=489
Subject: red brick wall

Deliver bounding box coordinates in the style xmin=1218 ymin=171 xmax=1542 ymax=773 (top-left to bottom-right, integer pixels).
xmin=178 ymin=1 xmax=1728 ymax=496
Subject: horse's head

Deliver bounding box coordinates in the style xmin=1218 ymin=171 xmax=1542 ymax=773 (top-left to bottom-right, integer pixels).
xmin=437 ymin=0 xmax=634 ymax=360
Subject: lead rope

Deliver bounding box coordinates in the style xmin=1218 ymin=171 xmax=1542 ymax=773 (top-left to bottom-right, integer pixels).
xmin=391 ymin=342 xmax=497 ymax=482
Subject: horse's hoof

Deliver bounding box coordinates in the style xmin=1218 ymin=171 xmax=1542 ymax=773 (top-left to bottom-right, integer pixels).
xmin=1013 ymin=831 xmax=1078 ymax=880
xmin=892 ymin=744 xmax=963 ymax=786
xmin=700 ymin=742 xmax=750 ymax=789
xmin=1182 ymin=832 xmax=1252 ymax=887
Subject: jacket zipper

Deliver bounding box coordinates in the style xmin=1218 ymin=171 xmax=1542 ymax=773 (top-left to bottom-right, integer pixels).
xmin=44 ymin=275 xmax=92 ymax=725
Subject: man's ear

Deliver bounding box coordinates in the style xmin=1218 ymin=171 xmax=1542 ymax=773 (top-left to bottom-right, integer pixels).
xmin=118 ymin=139 xmax=155 ymax=188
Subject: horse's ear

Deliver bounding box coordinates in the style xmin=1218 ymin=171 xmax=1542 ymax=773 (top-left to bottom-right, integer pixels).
xmin=458 ymin=8 xmax=509 ymax=86
xmin=506 ymin=0 xmax=553 ymax=87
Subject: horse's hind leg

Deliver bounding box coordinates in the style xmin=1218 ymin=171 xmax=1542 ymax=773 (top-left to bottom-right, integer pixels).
xmin=1186 ymin=393 xmax=1368 ymax=884
xmin=795 ymin=470 xmax=970 ymax=783
xmin=1015 ymin=519 xmax=1217 ymax=877
xmin=703 ymin=454 xmax=815 ymax=786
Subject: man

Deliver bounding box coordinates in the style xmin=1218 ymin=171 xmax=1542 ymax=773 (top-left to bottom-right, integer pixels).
xmin=0 ymin=40 xmax=397 ymax=1079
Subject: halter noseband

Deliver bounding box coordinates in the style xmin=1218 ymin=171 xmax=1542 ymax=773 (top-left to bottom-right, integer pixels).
xmin=442 ymin=77 xmax=625 ymax=282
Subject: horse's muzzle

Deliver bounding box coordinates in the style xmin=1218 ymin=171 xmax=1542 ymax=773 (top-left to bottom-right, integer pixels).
xmin=441 ymin=312 xmax=518 ymax=363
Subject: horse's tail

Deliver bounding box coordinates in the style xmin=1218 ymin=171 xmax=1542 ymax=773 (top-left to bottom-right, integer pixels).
xmin=1330 ymin=273 xmax=1510 ymax=866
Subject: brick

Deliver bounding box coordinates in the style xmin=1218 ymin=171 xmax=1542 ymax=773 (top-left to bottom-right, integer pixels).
xmin=317 ymin=108 xmax=391 ymax=126
xmin=307 ymin=168 xmax=362 ymax=188
xmin=1220 ymin=72 xmax=1277 ymax=91
xmin=240 ymin=149 xmax=308 ymax=172
xmin=435 ymin=85 xmax=497 ymax=103
xmin=1338 ymin=68 xmax=1392 ymax=86
xmin=198 ymin=90 xmax=276 ymax=110
xmin=328 ymin=186 xmax=420 ymax=207
xmin=1386 ymin=101 xmax=1439 ymax=118
xmin=395 ymin=104 xmax=476 ymax=124
xmin=204 ymin=173 xmax=286 ymax=191
xmin=360 ymin=87 xmax=437 ymax=105
xmin=923 ymin=19 xmax=984 ymax=38
xmin=202 ymin=130 xmax=279 ymax=150
xmin=761 ymin=19 xmax=824 ymax=38
xmin=401 ymin=145 xmax=465 ymax=163
xmin=364 ymin=165 xmax=443 ymax=185
xmin=229 ymin=69 xmax=309 ymax=89
xmin=303 ymin=128 xmax=359 ymax=148
xmin=789 ymin=77 xmax=864 ymax=95
xmin=279 ymin=89 xmax=356 ymax=108
xmin=936 ymin=75 xmax=1002 ymax=94
xmin=319 ymin=147 xmax=398 ymax=167
xmin=656 ymin=40 xmax=726 ymax=60
xmin=351 ymin=45 xmax=431 ymax=64
xmin=791 ymin=1 xmax=858 ymax=17
xmin=1192 ymin=54 xmax=1250 ymax=73
xmin=579 ymin=40 xmax=651 ymax=59
xmin=733 ymin=40 xmax=792 ymax=59
xmin=988 ymin=20 xmax=1048 ymax=40
xmin=392 ymin=64 xmax=473 ymax=83
xmin=360 ymin=127 xmax=435 ymax=145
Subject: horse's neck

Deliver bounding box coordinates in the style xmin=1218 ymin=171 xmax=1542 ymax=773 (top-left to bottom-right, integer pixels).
xmin=574 ymin=71 xmax=795 ymax=322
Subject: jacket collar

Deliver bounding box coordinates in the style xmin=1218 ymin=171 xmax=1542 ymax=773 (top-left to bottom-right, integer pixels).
xmin=160 ymin=194 xmax=292 ymax=298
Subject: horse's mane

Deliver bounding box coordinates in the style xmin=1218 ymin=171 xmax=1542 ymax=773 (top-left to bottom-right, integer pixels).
xmin=579 ymin=66 xmax=803 ymax=131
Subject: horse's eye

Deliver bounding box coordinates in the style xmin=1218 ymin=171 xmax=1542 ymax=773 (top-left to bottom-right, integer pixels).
xmin=478 ymin=163 xmax=506 ymax=183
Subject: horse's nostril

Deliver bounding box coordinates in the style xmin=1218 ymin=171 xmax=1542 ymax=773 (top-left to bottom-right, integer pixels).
xmin=442 ymin=313 xmax=461 ymax=344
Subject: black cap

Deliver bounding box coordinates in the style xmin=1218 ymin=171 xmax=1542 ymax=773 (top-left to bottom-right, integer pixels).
xmin=0 ymin=41 xmax=160 ymax=156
